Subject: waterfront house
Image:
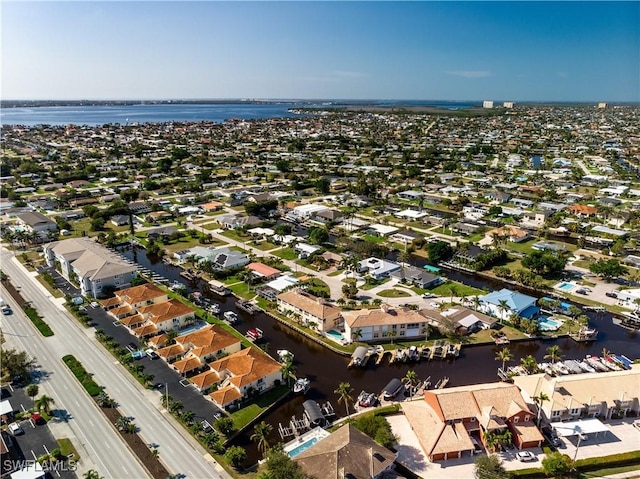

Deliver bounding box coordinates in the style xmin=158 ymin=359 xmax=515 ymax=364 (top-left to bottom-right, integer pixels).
xmin=484 ymin=226 xmax=530 ymax=244
xmin=513 ymin=365 xmax=640 ymax=422
xmin=342 ymin=304 xmax=429 ymax=342
xmin=402 ymin=382 xmax=541 ymax=461
xmin=276 ymin=289 xmax=342 ymax=332
xmin=193 ymin=246 xmax=250 ymax=271
xmin=390 ymin=265 xmax=443 ymax=289
xmin=569 ymin=204 xmax=597 ymax=217
xmin=357 ymin=257 xmax=401 ymax=280
xmin=246 ymin=262 xmax=281 ymax=281
xmin=157 ymin=325 xmax=242 ymax=378
xmin=43 ymin=237 xmax=137 ymax=298
xmin=479 ymin=289 xmax=538 ymax=321
xmin=438 ymin=307 xmax=498 ymax=334
xmin=100 ymin=282 xmax=168 ymax=317
xmin=293 ymin=423 xmax=396 ymax=479
xmin=206 ymin=348 xmax=282 ymax=410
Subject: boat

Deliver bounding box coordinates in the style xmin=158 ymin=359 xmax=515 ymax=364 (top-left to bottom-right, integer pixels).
xmin=569 ymin=327 xmax=598 ymax=342
xmin=293 ymin=378 xmax=310 ymax=394
xmin=551 ymin=362 xmax=570 ymax=375
xmin=585 ymin=355 xmax=609 ymax=372
xmin=236 ymin=299 xmax=259 ymax=314
xmin=602 ymin=356 xmax=623 ymax=371
xmin=537 ymin=362 xmax=556 ymax=376
xmin=407 ymin=345 xmax=419 ymax=361
xmin=209 ymin=283 xmax=231 ymax=296
xmin=278 ymin=350 xmax=294 ymax=363
xmin=169 ymin=281 xmax=186 ymax=293
xmin=246 ymin=328 xmax=263 ymax=342
xmin=223 ymin=311 xmax=238 ymax=324
xmin=208 ymin=303 xmax=220 ymax=314
xmin=382 ymin=378 xmax=403 ymax=400
xmin=350 ymin=346 xmax=368 ymax=367
xmin=421 ymin=347 xmax=432 ymax=359
xmin=613 ymin=311 xmax=640 ymax=330
xmin=446 ymin=343 xmax=460 ymax=358
xmin=358 ymin=390 xmax=377 ymax=408
xmin=563 ymin=359 xmax=584 ymax=374
xmin=578 ymin=360 xmax=596 ymax=373
xmin=614 ymin=354 xmax=632 ymax=370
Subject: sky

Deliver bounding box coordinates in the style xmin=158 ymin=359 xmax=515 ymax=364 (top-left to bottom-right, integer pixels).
xmin=2 ymin=1 xmax=639 ymax=102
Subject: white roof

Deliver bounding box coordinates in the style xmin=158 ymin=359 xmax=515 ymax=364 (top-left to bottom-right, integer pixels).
xmin=395 ymin=209 xmax=428 ymax=219
xmin=0 ymin=399 xmax=13 ymax=415
xmin=10 ymin=466 xmax=47 ymax=479
xmin=550 ymin=419 xmax=611 ymax=437
xmin=293 ymin=204 xmax=329 ymax=215
xmin=296 ymin=243 xmax=321 ymax=254
xmin=370 ymin=224 xmax=399 ymax=235
xmin=248 ymin=227 xmax=275 ymax=236
xmin=266 ymin=275 xmax=299 ymax=292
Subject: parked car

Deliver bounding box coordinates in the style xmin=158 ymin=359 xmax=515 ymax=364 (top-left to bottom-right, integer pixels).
xmin=422 ymin=293 xmax=437 ymax=299
xmin=146 ymin=349 xmax=159 ymax=360
xmin=2 ymin=305 xmax=13 ymax=315
xmin=605 ymin=291 xmax=618 ymax=298
xmin=8 ymin=422 xmax=23 ymax=435
xmin=516 ymin=451 xmax=536 ymax=462
xmin=575 ymin=288 xmax=589 ymax=295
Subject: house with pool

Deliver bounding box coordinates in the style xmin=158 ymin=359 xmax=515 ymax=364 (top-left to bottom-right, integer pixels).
xmin=342 ymin=304 xmax=430 ymax=342
xmin=478 ymin=288 xmax=538 ymax=322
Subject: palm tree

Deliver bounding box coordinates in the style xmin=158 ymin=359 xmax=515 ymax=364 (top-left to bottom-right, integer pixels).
xmin=497 ymin=299 xmax=510 ymax=322
xmin=495 ymin=347 xmax=513 ymax=372
xmin=334 ymin=382 xmax=354 ymax=420
xmin=402 ymin=370 xmax=419 ymax=392
xmin=83 ymin=470 xmax=104 ymax=479
xmin=472 ymin=295 xmax=481 ymax=311
xmin=251 ymin=421 xmax=273 ymax=455
xmin=35 ymin=394 xmax=55 ymax=415
xmin=421 ymin=325 xmax=431 ymax=340
xmin=115 ymin=416 xmax=132 ymax=432
xmin=280 ymin=359 xmax=296 ymax=387
xmin=544 ymin=345 xmax=563 ymax=364
xmin=601 ymin=347 xmax=611 ymax=360
xmin=520 ymin=355 xmax=538 ymax=374
xmin=449 ymin=285 xmax=458 ymax=304
xmin=533 ymin=391 xmax=550 ymax=426
xmin=351 ymin=329 xmax=363 ymax=343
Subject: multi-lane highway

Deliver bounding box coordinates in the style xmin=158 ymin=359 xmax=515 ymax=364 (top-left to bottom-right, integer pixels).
xmin=1 ymin=248 xmax=230 ymax=479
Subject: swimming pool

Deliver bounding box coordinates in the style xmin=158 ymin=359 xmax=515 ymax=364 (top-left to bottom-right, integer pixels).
xmin=326 ymin=329 xmax=346 ymax=344
xmin=284 ymin=426 xmax=330 ymax=458
xmin=537 ymin=316 xmax=563 ymax=331
xmin=557 ymin=282 xmax=575 ymax=291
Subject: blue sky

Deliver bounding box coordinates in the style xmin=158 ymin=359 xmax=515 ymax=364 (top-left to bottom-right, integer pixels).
xmin=2 ymin=1 xmax=639 ymax=102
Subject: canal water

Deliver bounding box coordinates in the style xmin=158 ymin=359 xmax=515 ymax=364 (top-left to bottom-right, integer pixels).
xmin=121 ymin=245 xmax=638 ymax=467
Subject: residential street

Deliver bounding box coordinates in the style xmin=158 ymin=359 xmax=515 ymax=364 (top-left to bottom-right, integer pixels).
xmin=1 ymin=248 xmax=231 ymax=479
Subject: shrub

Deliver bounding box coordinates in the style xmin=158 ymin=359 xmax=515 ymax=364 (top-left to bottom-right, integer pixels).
xmin=62 ymin=355 xmax=102 ymax=397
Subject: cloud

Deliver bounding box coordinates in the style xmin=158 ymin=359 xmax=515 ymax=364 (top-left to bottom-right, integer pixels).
xmin=447 ymin=70 xmax=492 ymax=79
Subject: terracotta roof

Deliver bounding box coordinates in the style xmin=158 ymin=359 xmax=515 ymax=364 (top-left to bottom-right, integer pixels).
xmin=175 ymin=324 xmax=240 ymax=358
xmin=247 ymin=262 xmax=281 ymax=277
xmin=137 ymin=299 xmax=194 ymax=325
xmin=148 ymin=333 xmax=169 ymax=348
xmin=209 ymin=384 xmax=242 ymax=407
xmin=110 ymin=304 xmax=135 ymax=319
xmin=486 ymin=226 xmax=529 ymax=239
xmin=172 ymin=356 xmax=203 ymax=374
xmin=100 ymin=297 xmax=121 ymax=307
xmin=569 ymin=204 xmax=597 ymax=215
xmin=277 ymin=290 xmax=341 ymax=320
xmin=511 ymin=421 xmax=544 ymax=444
xmin=132 ymin=323 xmax=158 ymax=337
xmin=342 ymin=305 xmax=427 ymax=328
xmin=294 ymin=424 xmax=396 ymax=479
xmin=120 ymin=313 xmax=145 ymax=327
xmin=156 ymin=344 xmax=185 ymax=359
xmin=190 ymin=368 xmax=221 ymax=390
xmin=116 ymin=283 xmax=166 ymax=304
xmin=426 ymin=390 xmax=477 ymax=421
xmin=209 ymin=348 xmax=281 ymax=389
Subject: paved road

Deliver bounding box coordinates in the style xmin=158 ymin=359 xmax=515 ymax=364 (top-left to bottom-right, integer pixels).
xmin=0 ymin=281 xmax=149 ymax=479
xmin=1 ymin=248 xmax=231 ymax=479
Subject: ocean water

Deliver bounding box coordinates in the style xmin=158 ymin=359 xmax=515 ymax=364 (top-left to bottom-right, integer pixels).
xmin=0 ymin=100 xmax=481 ymax=126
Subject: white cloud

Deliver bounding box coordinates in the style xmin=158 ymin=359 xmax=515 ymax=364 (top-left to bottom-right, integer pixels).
xmin=447 ymin=70 xmax=492 ymax=79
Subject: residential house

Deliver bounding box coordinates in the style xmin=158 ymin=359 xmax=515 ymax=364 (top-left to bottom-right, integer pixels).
xmin=521 ymin=211 xmax=552 ymax=229
xmin=569 ymin=204 xmax=597 ymax=217
xmin=216 ymin=214 xmax=262 ymax=229
xmin=390 ymin=265 xmax=442 ymax=289
xmin=246 ymin=262 xmax=281 ymax=281
xmin=207 ymin=348 xmax=282 ymax=410
xmin=15 ymin=211 xmax=58 ymax=235
xmin=479 ymin=288 xmax=538 ymax=321
xmin=357 ymin=258 xmax=401 ymax=280
xmin=397 ymin=190 xmax=424 ymax=201
xmin=439 ymin=307 xmax=498 ymax=334
xmin=513 ymin=365 xmax=640 ymax=423
xmin=484 ymin=226 xmax=531 ymax=244
xmin=100 ymin=282 xmax=196 ymax=337
xmin=194 ymin=247 xmax=250 ymax=271
xmin=342 ymin=304 xmax=429 ymax=342
xmin=277 ymin=289 xmax=342 ymax=333
xmin=401 ymin=382 xmax=541 ymax=461
xmin=294 ymin=424 xmax=396 ymax=479
xmin=157 ymin=325 xmax=242 ymax=378
xmin=389 ymin=230 xmax=424 ymax=244
xmin=43 ymin=237 xmax=137 ymax=298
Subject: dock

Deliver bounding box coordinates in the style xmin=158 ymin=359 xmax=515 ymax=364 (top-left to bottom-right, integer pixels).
xmin=376 ymin=350 xmax=390 ymax=365
xmin=279 ymin=415 xmax=311 ymax=439
xmin=435 ymin=376 xmax=449 ymax=389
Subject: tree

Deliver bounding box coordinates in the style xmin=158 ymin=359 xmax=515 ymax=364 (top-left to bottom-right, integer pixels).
xmin=542 ymin=451 xmax=574 ymax=478
xmin=589 ymin=258 xmax=628 ymax=281
xmin=521 ymin=250 xmax=567 ymax=277
xmin=402 ymin=370 xmax=419 ymax=392
xmin=280 ymin=358 xmax=296 ymax=387
xmin=308 ymin=227 xmax=329 ymax=245
xmin=474 ymin=454 xmax=508 ymax=479
xmin=544 ymin=345 xmax=563 ymax=364
xmin=224 ymin=445 xmax=247 ymax=469
xmin=351 ymin=328 xmax=363 ymax=342
xmin=495 ymin=347 xmax=513 ymax=372
xmin=0 ymin=347 xmax=35 ymax=384
xmin=83 ymin=470 xmax=104 ymax=479
xmin=533 ymin=391 xmax=550 ymax=426
xmin=215 ymin=416 xmax=236 ymax=436
xmin=26 ymin=384 xmax=39 ymax=409
xmin=520 ymin=355 xmax=538 ymax=374
xmin=259 ymin=446 xmax=307 ymax=479
xmin=497 ymin=299 xmax=510 ymax=322
xmin=334 ymin=382 xmax=354 ymax=420
xmin=115 ymin=416 xmax=132 ymax=432
xmin=426 ymin=240 xmax=453 ymax=264
xmin=35 ymin=394 xmax=55 ymax=415
xmin=251 ymin=421 xmax=273 ymax=455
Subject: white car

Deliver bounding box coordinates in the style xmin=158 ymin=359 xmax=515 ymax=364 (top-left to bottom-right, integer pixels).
xmin=516 ymin=451 xmax=536 ymax=462
xmin=8 ymin=422 xmax=23 ymax=435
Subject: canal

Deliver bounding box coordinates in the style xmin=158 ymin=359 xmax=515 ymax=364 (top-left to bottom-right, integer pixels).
xmin=120 ymin=245 xmax=639 ymax=467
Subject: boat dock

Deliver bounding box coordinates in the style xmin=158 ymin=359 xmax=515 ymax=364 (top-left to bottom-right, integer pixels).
xmin=376 ymin=350 xmax=391 ymax=365
xmin=434 ymin=376 xmax=449 ymax=389
xmin=278 ymin=415 xmax=312 ymax=439
xmin=236 ymin=299 xmax=260 ymax=314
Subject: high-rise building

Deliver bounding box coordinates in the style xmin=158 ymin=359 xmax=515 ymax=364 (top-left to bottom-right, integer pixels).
xmin=503 ymin=101 xmax=515 ymax=109
xmin=483 ymin=100 xmax=494 ymax=109
xmin=598 ymin=102 xmax=607 ymax=109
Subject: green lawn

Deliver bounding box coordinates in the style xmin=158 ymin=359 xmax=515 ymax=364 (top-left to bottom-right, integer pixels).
xmin=220 ymin=230 xmax=247 ymax=243
xmin=361 ymin=278 xmax=390 ymax=290
xmin=230 ymin=385 xmax=290 ymax=431
xmin=57 ymin=438 xmax=80 ymax=461
xmin=228 ymin=282 xmax=252 ymax=299
xmin=272 ymin=248 xmax=298 ymax=261
xmin=377 ymin=288 xmax=411 ymax=298
xmin=327 ymin=270 xmax=343 ymax=277
xmin=428 ymin=280 xmax=486 ymax=298
xmin=250 ymin=241 xmax=278 ymax=251
xmin=363 ymin=234 xmax=386 ymax=244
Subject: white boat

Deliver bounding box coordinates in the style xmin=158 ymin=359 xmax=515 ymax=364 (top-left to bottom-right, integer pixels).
xmin=563 ymin=360 xmax=584 ymax=374
xmin=538 ymin=362 xmax=556 ymax=376
xmin=223 ymin=311 xmax=238 ymax=324
xmin=551 ymin=362 xmax=570 ymax=375
xmin=278 ymin=349 xmax=294 ymax=362
xmin=246 ymin=328 xmax=263 ymax=342
xmin=585 ymin=356 xmax=609 ymax=372
xmin=293 ymin=378 xmax=310 ymax=394
xmin=578 ymin=360 xmax=596 ymax=373
xmin=208 ymin=303 xmax=220 ymax=314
